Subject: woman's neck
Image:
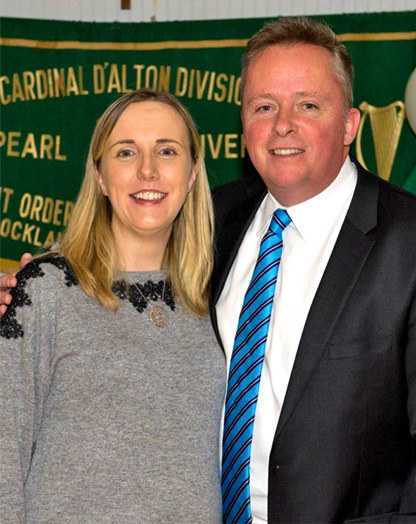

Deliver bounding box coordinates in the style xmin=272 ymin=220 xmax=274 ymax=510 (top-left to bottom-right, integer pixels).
xmin=113 ymin=229 xmax=170 ymax=272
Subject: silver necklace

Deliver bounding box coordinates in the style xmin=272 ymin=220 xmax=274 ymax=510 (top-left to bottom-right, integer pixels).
xmin=131 ymin=280 xmax=168 ymax=327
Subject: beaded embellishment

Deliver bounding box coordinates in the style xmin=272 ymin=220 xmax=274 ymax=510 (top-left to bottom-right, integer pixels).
xmin=0 ymin=256 xmax=174 ymax=339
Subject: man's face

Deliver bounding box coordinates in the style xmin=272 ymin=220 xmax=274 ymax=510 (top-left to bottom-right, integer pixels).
xmin=242 ymin=43 xmax=360 ymax=206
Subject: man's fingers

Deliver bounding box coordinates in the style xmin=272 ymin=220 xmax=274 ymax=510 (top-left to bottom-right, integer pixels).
xmin=1 ymin=289 xmax=12 ymax=303
xmin=21 ymin=253 xmax=33 ymax=268
xmin=0 ymin=289 xmax=13 ymax=317
xmin=0 ymin=253 xmax=32 ymax=317
xmin=0 ymin=278 xmax=16 ymax=317
xmin=0 ymin=274 xmax=17 ymax=291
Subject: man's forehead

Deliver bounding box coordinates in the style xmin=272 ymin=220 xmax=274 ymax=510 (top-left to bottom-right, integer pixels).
xmin=243 ymin=46 xmax=340 ymax=100
xmin=254 ymin=41 xmax=332 ymax=57
xmin=246 ymin=42 xmax=335 ymax=73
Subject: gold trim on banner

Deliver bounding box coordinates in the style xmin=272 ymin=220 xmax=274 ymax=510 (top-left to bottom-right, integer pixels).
xmin=0 ymin=37 xmax=249 ymax=50
xmin=337 ymin=31 xmax=416 ymax=42
xmin=0 ymin=258 xmax=20 ymax=274
xmin=1 ymin=31 xmax=416 ymax=51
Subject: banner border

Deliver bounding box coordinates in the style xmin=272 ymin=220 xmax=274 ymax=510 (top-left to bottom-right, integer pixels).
xmin=1 ymin=31 xmax=416 ymax=51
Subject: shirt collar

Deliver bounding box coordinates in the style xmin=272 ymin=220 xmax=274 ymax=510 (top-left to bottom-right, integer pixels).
xmin=257 ymin=157 xmax=358 ymax=244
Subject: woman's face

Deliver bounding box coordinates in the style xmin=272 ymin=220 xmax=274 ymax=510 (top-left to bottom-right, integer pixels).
xmin=96 ymin=101 xmax=197 ymax=246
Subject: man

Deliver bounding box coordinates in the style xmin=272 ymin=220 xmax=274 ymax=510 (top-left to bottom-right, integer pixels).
xmin=2 ymin=17 xmax=416 ymax=524
xmin=211 ymin=17 xmax=416 ymax=524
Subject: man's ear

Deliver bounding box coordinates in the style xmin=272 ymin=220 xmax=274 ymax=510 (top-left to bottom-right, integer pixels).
xmin=95 ymin=165 xmax=108 ymax=196
xmin=344 ymin=108 xmax=361 ymax=147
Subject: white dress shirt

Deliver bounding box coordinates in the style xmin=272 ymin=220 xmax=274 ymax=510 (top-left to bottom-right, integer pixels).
xmin=216 ymin=157 xmax=357 ymax=523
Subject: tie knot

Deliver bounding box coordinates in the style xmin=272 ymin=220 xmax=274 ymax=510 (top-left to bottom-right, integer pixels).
xmin=269 ymin=208 xmax=291 ymax=235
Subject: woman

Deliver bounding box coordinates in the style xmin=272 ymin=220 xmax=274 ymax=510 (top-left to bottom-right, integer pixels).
xmin=0 ymin=89 xmax=225 ymax=523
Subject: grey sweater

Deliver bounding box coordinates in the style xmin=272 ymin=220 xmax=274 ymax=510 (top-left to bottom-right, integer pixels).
xmin=0 ymin=257 xmax=226 ymax=524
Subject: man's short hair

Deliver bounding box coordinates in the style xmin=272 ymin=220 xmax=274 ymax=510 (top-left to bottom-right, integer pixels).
xmin=241 ymin=17 xmax=354 ymax=112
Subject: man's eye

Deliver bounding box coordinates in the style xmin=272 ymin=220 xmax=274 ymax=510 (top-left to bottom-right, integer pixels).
xmin=257 ymin=105 xmax=272 ymax=112
xmin=304 ymin=103 xmax=317 ymax=110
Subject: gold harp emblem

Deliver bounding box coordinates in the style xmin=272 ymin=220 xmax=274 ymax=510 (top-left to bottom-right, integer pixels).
xmin=356 ymin=100 xmax=406 ymax=181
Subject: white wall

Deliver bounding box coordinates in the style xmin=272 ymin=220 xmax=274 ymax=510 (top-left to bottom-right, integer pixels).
xmin=1 ymin=0 xmax=415 ymax=22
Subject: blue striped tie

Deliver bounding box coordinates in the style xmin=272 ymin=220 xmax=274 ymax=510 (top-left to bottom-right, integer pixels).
xmin=222 ymin=208 xmax=291 ymax=524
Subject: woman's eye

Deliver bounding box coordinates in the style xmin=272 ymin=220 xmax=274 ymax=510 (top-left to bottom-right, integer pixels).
xmin=117 ymin=149 xmax=134 ymax=158
xmin=160 ymin=148 xmax=175 ymax=156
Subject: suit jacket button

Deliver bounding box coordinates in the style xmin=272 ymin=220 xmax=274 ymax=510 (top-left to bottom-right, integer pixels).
xmin=275 ymin=465 xmax=280 ymax=470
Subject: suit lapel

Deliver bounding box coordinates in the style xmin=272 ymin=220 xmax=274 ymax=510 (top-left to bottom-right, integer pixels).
xmin=210 ymin=178 xmax=266 ymax=347
xmin=274 ymin=164 xmax=379 ymax=441
xmin=211 ymin=179 xmax=267 ymax=306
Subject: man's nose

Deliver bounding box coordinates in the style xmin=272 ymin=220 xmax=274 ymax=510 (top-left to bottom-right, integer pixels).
xmin=272 ymin=107 xmax=296 ymax=137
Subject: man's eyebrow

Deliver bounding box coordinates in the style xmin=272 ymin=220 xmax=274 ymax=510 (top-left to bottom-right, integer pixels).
xmin=247 ymin=93 xmax=275 ymax=102
xmin=247 ymin=91 xmax=329 ymax=102
xmin=295 ymin=90 xmax=327 ymax=98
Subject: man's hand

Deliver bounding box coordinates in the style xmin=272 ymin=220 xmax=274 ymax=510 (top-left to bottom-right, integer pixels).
xmin=0 ymin=253 xmax=33 ymax=316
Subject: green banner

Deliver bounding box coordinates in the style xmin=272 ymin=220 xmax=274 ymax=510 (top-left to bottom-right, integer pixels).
xmin=1 ymin=12 xmax=416 ymax=271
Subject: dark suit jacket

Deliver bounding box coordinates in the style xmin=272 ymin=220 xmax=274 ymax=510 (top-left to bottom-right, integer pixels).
xmin=211 ymin=159 xmax=416 ymax=524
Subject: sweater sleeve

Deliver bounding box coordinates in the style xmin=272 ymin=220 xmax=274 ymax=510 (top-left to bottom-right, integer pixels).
xmin=0 ymin=261 xmax=54 ymax=524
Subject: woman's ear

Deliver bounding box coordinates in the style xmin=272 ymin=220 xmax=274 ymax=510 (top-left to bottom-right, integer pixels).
xmin=95 ymin=165 xmax=108 ymax=196
xmin=187 ymin=164 xmax=198 ymax=193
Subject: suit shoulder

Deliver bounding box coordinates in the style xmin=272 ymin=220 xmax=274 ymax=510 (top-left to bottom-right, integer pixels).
xmin=353 ymin=158 xmax=416 ymax=208
xmin=212 ymin=176 xmax=266 ymax=207
xmin=379 ymin=177 xmax=416 ymax=203
xmin=212 ymin=176 xmax=265 ymax=195
xmin=378 ymin=177 xmax=416 ymax=220
xmin=352 ymin=161 xmax=416 ymax=231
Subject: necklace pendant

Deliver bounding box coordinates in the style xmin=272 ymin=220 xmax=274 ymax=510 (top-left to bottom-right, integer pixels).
xmin=150 ymin=305 xmax=168 ymax=327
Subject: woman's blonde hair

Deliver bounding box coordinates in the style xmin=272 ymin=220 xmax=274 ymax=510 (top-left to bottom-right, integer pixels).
xmin=50 ymin=89 xmax=214 ymax=316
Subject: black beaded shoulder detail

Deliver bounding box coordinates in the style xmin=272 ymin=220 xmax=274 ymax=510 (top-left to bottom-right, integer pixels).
xmin=0 ymin=260 xmax=43 ymax=339
xmin=0 ymin=256 xmax=77 ymax=340
xmin=112 ymin=279 xmax=175 ymax=313
xmin=1 ymin=254 xmax=175 ymax=339
xmin=43 ymin=256 xmax=78 ymax=287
